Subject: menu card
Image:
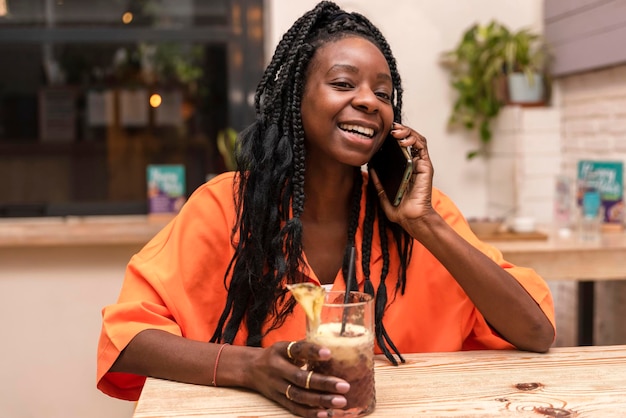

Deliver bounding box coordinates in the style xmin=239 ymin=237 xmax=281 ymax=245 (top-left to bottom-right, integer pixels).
xmin=577 ymin=160 xmax=624 ymax=228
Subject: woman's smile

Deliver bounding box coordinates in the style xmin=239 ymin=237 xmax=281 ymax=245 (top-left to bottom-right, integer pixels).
xmin=338 ymin=123 xmax=375 ymax=138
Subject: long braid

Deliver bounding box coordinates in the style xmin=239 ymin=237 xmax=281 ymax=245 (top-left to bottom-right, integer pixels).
xmin=341 ymin=170 xmax=364 ymax=292
xmin=361 ymin=180 xmax=377 ymax=298
xmin=373 ymin=195 xmax=406 ymax=365
xmin=279 ymin=43 xmax=313 ymax=287
xmin=212 ymin=2 xmax=413 ymax=365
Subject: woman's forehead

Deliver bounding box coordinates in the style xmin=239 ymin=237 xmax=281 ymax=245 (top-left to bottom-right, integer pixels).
xmin=312 ymin=36 xmax=387 ymax=67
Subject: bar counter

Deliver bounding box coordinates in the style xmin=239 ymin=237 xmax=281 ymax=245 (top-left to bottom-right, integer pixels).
xmin=488 ymin=227 xmax=626 ymax=281
xmin=0 ymin=215 xmax=170 ymax=247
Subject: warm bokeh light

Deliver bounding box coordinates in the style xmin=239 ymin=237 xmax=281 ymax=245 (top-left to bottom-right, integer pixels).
xmin=149 ymin=94 xmax=162 ymax=108
xmin=122 ymin=12 xmax=133 ymax=24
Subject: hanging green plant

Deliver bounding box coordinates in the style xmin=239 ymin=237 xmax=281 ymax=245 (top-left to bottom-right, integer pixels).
xmin=441 ymin=21 xmax=550 ymax=159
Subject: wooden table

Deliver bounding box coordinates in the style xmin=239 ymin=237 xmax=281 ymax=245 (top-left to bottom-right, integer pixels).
xmin=133 ymin=345 xmax=626 ymax=417
xmin=486 ymin=228 xmax=626 ymax=346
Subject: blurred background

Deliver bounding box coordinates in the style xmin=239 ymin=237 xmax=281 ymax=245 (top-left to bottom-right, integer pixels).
xmin=1 ymin=0 xmax=625 ymax=417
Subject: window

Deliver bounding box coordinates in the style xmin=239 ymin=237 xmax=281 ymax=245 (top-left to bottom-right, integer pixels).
xmin=0 ymin=0 xmax=263 ymax=217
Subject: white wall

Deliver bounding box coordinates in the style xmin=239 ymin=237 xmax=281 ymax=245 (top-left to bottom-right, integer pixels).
xmin=554 ymin=65 xmax=626 ymax=347
xmin=488 ymin=106 xmax=562 ymax=222
xmin=265 ymin=0 xmax=543 ymax=218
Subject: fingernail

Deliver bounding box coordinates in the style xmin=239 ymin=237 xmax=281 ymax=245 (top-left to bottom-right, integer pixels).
xmin=332 ymin=396 xmax=347 ymax=407
xmin=317 ymin=412 xmax=328 ymax=418
xmin=318 ymin=348 xmax=331 ymax=359
xmin=335 ymin=382 xmax=350 ymax=393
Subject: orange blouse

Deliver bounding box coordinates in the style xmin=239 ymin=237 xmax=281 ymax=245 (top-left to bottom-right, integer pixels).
xmin=97 ymin=172 xmax=555 ymax=400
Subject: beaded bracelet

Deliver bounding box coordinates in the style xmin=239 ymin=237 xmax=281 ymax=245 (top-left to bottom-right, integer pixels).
xmin=211 ymin=343 xmax=229 ymax=387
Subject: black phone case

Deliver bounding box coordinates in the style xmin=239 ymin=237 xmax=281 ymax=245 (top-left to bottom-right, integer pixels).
xmin=369 ymin=137 xmax=413 ymax=206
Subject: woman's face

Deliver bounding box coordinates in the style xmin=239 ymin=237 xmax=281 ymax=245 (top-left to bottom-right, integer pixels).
xmin=301 ymin=36 xmax=394 ymax=168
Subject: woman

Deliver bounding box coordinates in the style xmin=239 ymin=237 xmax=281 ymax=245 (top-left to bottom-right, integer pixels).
xmin=97 ymin=2 xmax=555 ymax=417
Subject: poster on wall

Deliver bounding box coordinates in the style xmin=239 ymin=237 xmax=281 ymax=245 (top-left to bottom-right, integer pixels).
xmin=577 ymin=160 xmax=624 ymax=228
xmin=147 ymin=164 xmax=186 ymax=217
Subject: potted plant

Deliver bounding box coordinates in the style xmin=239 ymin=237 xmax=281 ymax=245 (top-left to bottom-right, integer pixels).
xmin=441 ymin=21 xmax=550 ymax=159
xmin=501 ymin=27 xmax=550 ymax=105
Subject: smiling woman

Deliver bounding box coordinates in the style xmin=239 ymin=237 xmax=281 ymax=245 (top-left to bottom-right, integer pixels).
xmin=97 ymin=2 xmax=555 ymax=418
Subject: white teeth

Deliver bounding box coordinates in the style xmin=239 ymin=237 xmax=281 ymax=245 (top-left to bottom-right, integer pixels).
xmin=339 ymin=123 xmax=374 ymax=138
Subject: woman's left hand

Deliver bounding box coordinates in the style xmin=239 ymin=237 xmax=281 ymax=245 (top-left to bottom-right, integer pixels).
xmin=370 ymin=122 xmax=435 ymax=231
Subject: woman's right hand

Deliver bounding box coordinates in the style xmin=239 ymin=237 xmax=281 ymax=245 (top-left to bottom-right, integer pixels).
xmin=245 ymin=340 xmax=350 ymax=418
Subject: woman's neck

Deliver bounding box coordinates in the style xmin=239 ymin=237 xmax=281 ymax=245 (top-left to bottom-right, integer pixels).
xmin=301 ymin=165 xmax=355 ymax=222
xmin=299 ymin=165 xmax=357 ymax=285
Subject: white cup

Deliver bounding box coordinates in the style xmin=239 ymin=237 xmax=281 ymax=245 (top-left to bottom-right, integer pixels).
xmin=512 ymin=216 xmax=535 ymax=233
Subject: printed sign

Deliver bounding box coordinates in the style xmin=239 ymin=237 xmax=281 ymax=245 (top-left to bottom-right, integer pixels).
xmin=147 ymin=164 xmax=186 ymax=215
xmin=577 ymin=160 xmax=624 ymax=226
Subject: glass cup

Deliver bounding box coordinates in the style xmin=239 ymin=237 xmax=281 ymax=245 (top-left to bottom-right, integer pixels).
xmin=305 ymin=291 xmax=375 ymax=416
xmin=580 ymin=188 xmax=602 ymax=242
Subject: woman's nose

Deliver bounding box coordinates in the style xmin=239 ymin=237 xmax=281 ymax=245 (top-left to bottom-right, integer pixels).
xmin=352 ymin=88 xmax=379 ymax=113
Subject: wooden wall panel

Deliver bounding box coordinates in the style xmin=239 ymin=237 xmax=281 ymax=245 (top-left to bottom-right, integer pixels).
xmin=545 ymin=0 xmax=614 ymax=20
xmin=544 ymin=0 xmax=626 ymax=76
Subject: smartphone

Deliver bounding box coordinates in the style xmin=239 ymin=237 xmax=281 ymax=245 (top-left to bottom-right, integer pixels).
xmin=369 ymin=137 xmax=413 ymax=206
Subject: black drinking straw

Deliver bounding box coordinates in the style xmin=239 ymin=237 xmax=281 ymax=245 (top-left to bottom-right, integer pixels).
xmin=340 ymin=246 xmax=356 ymax=336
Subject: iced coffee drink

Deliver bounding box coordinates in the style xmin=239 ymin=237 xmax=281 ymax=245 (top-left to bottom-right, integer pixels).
xmin=298 ymin=288 xmax=375 ymax=416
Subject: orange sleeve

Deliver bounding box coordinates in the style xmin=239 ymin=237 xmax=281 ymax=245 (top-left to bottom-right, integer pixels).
xmin=96 ymin=173 xmax=238 ymax=400
xmin=432 ymin=189 xmax=556 ymax=350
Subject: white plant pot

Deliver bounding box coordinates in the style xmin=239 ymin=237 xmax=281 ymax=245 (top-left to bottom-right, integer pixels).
xmin=507 ymin=72 xmax=544 ymax=104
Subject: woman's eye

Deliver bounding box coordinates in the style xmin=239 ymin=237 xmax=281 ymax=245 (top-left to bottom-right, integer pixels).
xmin=331 ymin=81 xmax=353 ymax=89
xmin=376 ymin=91 xmax=391 ymax=101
